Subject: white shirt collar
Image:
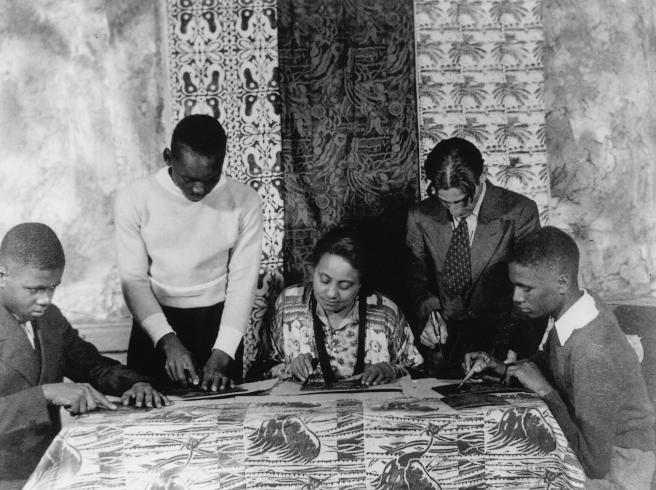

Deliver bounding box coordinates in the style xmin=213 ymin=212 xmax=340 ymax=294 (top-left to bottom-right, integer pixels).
xmin=453 ymin=180 xmax=486 ymax=223
xmin=452 ymin=181 xmax=486 ymax=243
xmin=12 ymin=316 xmax=35 ymax=350
xmin=156 ymin=166 xmax=226 ymax=200
xmin=554 ymin=289 xmax=599 ymax=345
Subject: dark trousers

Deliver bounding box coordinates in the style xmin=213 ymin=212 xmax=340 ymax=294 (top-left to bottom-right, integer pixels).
xmin=422 ymin=319 xmax=500 ymax=379
xmin=127 ymin=302 xmax=243 ymax=385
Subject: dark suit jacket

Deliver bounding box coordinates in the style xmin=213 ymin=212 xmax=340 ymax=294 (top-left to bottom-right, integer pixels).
xmin=405 ymin=182 xmax=540 ymax=350
xmin=0 ymin=304 xmax=149 ymax=481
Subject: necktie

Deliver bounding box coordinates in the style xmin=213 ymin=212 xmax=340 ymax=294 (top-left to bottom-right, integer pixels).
xmin=538 ymin=317 xmax=555 ymax=351
xmin=443 ymin=218 xmax=472 ymax=297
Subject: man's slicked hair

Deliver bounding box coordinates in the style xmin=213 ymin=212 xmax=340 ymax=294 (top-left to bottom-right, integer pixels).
xmin=171 ymin=114 xmax=227 ymax=160
xmin=510 ymin=226 xmax=579 ymax=276
xmin=424 ymin=137 xmax=484 ymax=200
xmin=0 ymin=223 xmax=65 ymax=270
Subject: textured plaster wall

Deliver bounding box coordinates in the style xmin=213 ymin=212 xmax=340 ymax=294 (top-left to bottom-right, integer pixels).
xmin=2 ymin=0 xmax=654 ymax=326
xmin=544 ymin=0 xmax=656 ymax=302
xmin=0 ymin=0 xmax=167 ymax=321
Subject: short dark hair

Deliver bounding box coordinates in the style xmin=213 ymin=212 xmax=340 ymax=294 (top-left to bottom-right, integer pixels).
xmin=424 ymin=137 xmax=484 ymax=200
xmin=171 ymin=114 xmax=227 ymax=160
xmin=510 ymin=226 xmax=579 ymax=276
xmin=0 ymin=223 xmax=65 ymax=270
xmin=312 ymin=227 xmax=369 ymax=286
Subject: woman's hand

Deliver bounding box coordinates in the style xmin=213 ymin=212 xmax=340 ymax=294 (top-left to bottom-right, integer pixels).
xmin=360 ymin=362 xmax=397 ymax=385
xmin=290 ymin=353 xmax=315 ymax=381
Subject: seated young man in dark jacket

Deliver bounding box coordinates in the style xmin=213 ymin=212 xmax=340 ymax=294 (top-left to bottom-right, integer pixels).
xmin=465 ymin=226 xmax=655 ymax=489
xmin=0 ymin=223 xmax=169 ymax=486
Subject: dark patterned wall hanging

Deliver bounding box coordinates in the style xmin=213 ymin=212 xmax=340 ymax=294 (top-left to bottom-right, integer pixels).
xmin=166 ymin=0 xmax=284 ymax=375
xmin=277 ymin=0 xmax=420 ymax=295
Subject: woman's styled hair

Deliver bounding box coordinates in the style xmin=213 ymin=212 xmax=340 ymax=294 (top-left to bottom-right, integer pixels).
xmin=311 ymin=226 xmax=369 ymax=288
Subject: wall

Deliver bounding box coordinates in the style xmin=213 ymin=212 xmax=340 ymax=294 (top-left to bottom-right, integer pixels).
xmin=0 ymin=0 xmax=167 ymax=323
xmin=544 ymin=0 xmax=656 ymax=302
xmin=0 ymin=0 xmax=654 ymax=335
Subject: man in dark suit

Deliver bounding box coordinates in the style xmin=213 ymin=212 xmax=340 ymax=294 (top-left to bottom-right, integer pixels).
xmin=0 ymin=223 xmax=168 ymax=486
xmin=405 ymin=137 xmax=541 ymax=377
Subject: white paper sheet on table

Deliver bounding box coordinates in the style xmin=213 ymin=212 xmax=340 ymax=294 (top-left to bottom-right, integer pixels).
xmin=271 ymin=376 xmax=411 ymax=396
xmin=165 ymin=378 xmax=278 ymax=400
xmin=107 ymin=378 xmax=279 ymax=402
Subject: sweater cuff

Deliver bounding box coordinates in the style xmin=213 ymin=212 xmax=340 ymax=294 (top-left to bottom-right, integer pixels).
xmin=213 ymin=325 xmax=243 ymax=359
xmin=141 ymin=312 xmax=174 ymax=346
xmin=541 ymin=387 xmax=565 ymax=415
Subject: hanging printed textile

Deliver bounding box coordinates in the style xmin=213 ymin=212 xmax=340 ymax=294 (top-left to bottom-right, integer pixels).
xmin=166 ymin=0 xmax=284 ymax=375
xmin=415 ymin=0 xmax=549 ymax=221
xmin=277 ymin=0 xmax=420 ymax=293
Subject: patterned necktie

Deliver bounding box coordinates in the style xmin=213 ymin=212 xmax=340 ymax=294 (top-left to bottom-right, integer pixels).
xmin=443 ymin=218 xmax=472 ymax=297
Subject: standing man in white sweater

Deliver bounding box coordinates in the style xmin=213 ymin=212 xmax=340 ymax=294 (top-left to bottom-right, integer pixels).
xmin=115 ymin=115 xmax=263 ymax=391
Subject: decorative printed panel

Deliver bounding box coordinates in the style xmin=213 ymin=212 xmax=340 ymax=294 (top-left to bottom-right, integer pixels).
xmin=166 ymin=0 xmax=284 ymax=375
xmin=415 ymin=0 xmax=550 ymax=223
xmin=277 ymin=0 xmax=420 ymax=294
xmin=26 ymin=394 xmax=585 ymax=489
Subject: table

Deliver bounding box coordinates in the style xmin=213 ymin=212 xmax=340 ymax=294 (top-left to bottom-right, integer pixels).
xmin=24 ymin=382 xmax=585 ymax=489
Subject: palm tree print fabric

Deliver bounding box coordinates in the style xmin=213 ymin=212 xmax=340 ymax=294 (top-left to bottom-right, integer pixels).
xmin=26 ymin=394 xmax=584 ymax=489
xmin=415 ymin=0 xmax=550 ymax=223
xmin=166 ymin=0 xmax=284 ymax=376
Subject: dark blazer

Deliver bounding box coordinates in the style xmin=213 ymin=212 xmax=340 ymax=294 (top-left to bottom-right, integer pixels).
xmin=0 ymin=304 xmax=149 ymax=481
xmin=405 ymin=181 xmax=540 ymax=344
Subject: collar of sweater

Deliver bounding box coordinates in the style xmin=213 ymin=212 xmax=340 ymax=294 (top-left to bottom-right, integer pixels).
xmin=155 ymin=166 xmax=227 ymax=201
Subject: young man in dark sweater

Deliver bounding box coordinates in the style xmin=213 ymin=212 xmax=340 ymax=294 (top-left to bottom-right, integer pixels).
xmin=465 ymin=226 xmax=655 ymax=489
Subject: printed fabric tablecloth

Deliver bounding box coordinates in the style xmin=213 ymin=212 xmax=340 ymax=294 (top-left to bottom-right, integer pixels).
xmin=25 ymin=391 xmax=585 ymax=489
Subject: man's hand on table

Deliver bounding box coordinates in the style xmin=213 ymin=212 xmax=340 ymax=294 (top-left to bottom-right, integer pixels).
xmin=121 ymin=382 xmax=170 ymax=408
xmin=201 ymin=349 xmax=232 ymax=391
xmin=158 ymin=332 xmax=199 ymax=386
xmin=42 ymin=382 xmax=117 ymax=414
xmin=420 ymin=310 xmax=448 ymax=348
xmin=506 ymin=361 xmax=553 ymax=397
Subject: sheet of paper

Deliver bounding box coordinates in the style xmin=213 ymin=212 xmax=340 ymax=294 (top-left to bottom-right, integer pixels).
xmin=271 ymin=376 xmax=407 ymax=396
xmin=399 ymin=377 xmax=445 ymax=399
xmin=107 ymin=379 xmax=279 ymax=402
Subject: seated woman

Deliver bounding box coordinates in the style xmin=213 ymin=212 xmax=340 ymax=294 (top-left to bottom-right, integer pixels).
xmin=268 ymin=227 xmax=423 ymax=385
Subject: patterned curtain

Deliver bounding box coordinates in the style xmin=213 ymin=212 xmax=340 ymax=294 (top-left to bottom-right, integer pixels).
xmin=415 ymin=0 xmax=550 ymax=221
xmin=164 ymin=0 xmax=549 ymax=373
xmin=277 ymin=0 xmax=419 ymax=296
xmin=166 ymin=0 xmax=284 ymax=375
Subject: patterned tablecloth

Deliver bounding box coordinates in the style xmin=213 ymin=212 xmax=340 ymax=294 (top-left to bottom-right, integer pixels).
xmin=25 ymin=391 xmax=585 ymax=489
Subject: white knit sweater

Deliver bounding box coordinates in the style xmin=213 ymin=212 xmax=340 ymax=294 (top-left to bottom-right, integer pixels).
xmin=114 ymin=167 xmax=263 ymax=357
